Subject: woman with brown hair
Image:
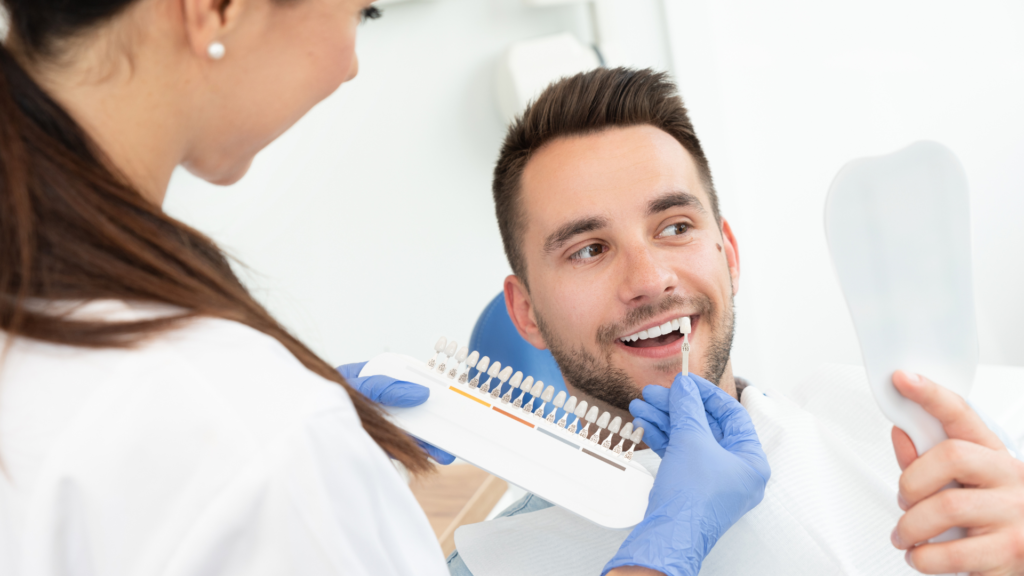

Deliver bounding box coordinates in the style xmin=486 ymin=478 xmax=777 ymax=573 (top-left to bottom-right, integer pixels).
xmin=0 ymin=1 xmax=769 ymax=575
xmin=0 ymin=1 xmax=451 ymax=573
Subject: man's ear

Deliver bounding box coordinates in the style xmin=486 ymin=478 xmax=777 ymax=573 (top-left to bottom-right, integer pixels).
xmin=504 ymin=275 xmax=548 ymax=350
xmin=180 ymin=0 xmax=247 ymax=58
xmin=721 ymin=218 xmax=740 ymax=295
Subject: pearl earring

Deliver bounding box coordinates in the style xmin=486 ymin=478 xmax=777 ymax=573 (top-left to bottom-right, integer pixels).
xmin=207 ymin=42 xmax=225 ymax=60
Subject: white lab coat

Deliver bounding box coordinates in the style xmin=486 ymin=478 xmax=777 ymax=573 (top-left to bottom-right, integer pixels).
xmin=0 ymin=300 xmax=448 ymax=576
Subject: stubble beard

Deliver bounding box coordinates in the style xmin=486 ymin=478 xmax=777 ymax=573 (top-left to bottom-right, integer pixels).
xmin=535 ymin=293 xmax=736 ymax=411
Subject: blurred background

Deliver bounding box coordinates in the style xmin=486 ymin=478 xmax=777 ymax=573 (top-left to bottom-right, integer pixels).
xmin=160 ymin=0 xmax=1024 ymax=396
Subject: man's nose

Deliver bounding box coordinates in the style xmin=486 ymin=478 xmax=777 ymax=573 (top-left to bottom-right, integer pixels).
xmin=616 ymin=244 xmax=677 ymax=305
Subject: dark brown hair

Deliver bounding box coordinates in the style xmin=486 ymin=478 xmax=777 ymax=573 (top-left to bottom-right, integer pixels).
xmin=493 ymin=67 xmax=720 ymax=283
xmin=0 ymin=1 xmax=431 ymax=474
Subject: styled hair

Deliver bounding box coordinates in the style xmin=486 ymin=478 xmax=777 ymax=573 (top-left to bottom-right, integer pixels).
xmin=493 ymin=67 xmax=720 ymax=283
xmin=0 ymin=1 xmax=432 ymax=474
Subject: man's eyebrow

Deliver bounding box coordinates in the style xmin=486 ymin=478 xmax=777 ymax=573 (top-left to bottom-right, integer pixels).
xmin=646 ymin=191 xmax=707 ymax=216
xmin=543 ymin=216 xmax=609 ymax=255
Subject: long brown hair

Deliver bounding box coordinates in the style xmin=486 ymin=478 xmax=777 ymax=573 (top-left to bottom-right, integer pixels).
xmin=0 ymin=2 xmax=431 ymax=474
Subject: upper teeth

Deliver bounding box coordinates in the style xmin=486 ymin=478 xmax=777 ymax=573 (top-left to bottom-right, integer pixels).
xmin=620 ymin=317 xmax=691 ymax=342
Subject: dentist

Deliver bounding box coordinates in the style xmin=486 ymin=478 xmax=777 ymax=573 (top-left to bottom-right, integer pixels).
xmin=0 ymin=1 xmax=767 ymax=575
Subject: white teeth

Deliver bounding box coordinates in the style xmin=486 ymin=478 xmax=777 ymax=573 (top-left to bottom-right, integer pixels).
xmin=620 ymin=316 xmax=692 ymax=343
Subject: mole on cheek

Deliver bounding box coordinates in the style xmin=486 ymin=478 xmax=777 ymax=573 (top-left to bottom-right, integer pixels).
xmin=716 ymin=243 xmax=723 ymax=252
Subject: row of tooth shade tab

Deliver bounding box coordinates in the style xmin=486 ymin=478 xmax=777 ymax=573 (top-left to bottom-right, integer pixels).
xmin=427 ymin=337 xmax=646 ymax=461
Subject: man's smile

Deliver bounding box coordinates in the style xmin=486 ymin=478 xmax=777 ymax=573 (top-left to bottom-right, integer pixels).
xmin=616 ymin=315 xmax=700 ymax=359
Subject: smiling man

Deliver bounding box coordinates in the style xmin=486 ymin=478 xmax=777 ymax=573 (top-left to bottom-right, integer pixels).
xmin=497 ymin=81 xmax=740 ymax=420
xmin=444 ymin=68 xmax=931 ymax=576
xmin=446 ymin=68 xmax=1024 ymax=576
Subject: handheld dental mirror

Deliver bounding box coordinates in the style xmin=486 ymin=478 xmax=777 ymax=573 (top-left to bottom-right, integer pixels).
xmin=825 ymin=140 xmax=977 ymax=555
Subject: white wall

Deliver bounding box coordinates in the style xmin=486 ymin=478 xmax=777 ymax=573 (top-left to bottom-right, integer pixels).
xmin=164 ymin=0 xmax=670 ymax=367
xmin=664 ymin=0 xmax=1024 ymax=393
xmin=165 ymin=0 xmax=1024 ymax=393
xmin=165 ymin=0 xmax=598 ymax=366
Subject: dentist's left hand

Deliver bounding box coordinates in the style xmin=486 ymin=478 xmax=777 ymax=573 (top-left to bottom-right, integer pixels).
xmin=337 ymin=362 xmax=456 ymax=465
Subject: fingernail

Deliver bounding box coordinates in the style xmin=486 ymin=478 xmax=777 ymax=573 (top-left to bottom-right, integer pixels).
xmin=905 ymin=372 xmax=920 ymax=384
xmin=897 ymin=492 xmax=909 ymax=511
xmin=890 ymin=527 xmax=902 ymax=548
xmin=904 ymin=549 xmax=916 ymax=569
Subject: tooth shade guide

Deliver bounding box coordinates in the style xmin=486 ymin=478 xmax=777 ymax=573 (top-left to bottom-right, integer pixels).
xmin=578 ymin=405 xmax=599 ymax=438
xmin=499 ymin=368 xmax=524 ymax=401
xmin=522 ymin=380 xmax=546 ymax=413
xmin=548 ymin=391 xmax=567 ymax=423
xmin=624 ymin=426 xmax=644 ymax=460
xmin=607 ymin=416 xmax=622 ymax=435
xmin=571 ymin=400 xmax=589 ymax=433
xmin=448 ymin=346 xmax=469 ymax=378
xmin=469 ymin=356 xmax=489 ymax=388
xmin=681 ymin=333 xmax=690 ymax=376
xmin=359 ymin=350 xmax=657 ymax=529
xmin=518 ymin=376 xmax=535 ymax=402
xmin=534 ymin=385 xmax=555 ymax=417
xmin=508 ymin=374 xmax=530 ymax=405
xmin=428 ymin=336 xmax=448 ymax=367
xmin=480 ymin=361 xmax=501 ymax=393
xmin=603 ymin=416 xmax=621 ymax=449
xmin=384 ymin=346 xmax=655 ymax=471
xmin=438 ymin=340 xmax=459 ymax=372
xmin=590 ymin=410 xmax=610 ymax=444
xmin=427 ymin=339 xmax=653 ymax=463
xmin=492 ymin=366 xmax=515 ymax=398
xmin=460 ymin=352 xmax=479 ymax=384
xmin=557 ymin=396 xmax=577 ymax=429
xmin=613 ymin=421 xmax=633 ymax=454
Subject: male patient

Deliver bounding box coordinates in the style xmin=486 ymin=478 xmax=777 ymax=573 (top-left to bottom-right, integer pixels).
xmin=444 ymin=67 xmax=980 ymax=576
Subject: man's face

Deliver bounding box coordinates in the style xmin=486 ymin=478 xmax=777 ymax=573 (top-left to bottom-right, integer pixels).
xmin=505 ymin=125 xmax=740 ymax=410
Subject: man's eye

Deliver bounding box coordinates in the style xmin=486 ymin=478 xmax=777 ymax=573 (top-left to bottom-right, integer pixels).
xmin=658 ymin=222 xmax=689 ymax=237
xmin=570 ymin=244 xmax=606 ymax=261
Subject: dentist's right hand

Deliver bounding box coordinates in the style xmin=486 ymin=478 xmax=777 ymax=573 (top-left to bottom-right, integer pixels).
xmin=604 ymin=373 xmax=771 ymax=576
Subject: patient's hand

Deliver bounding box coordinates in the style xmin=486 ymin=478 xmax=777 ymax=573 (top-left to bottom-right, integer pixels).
xmin=889 ymin=370 xmax=1024 ymax=575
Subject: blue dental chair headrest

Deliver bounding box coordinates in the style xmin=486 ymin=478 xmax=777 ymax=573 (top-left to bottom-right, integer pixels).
xmin=468 ymin=293 xmax=568 ymax=402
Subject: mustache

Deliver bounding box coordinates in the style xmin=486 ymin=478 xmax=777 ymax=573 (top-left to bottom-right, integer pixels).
xmin=594 ymin=294 xmax=716 ymax=346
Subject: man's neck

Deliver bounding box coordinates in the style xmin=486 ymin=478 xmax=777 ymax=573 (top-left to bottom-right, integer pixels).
xmin=718 ymin=362 xmax=738 ymax=399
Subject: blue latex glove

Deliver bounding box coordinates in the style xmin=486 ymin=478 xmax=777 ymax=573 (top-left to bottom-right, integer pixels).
xmin=630 ymin=382 xmax=723 ymax=455
xmin=603 ymin=373 xmax=770 ymax=576
xmin=337 ymin=362 xmax=456 ymax=465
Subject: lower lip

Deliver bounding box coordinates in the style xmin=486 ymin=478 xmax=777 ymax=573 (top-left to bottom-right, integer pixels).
xmin=616 ymin=317 xmax=698 ymax=359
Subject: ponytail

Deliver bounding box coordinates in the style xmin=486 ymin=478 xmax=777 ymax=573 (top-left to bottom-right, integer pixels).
xmin=0 ymin=30 xmax=431 ymax=473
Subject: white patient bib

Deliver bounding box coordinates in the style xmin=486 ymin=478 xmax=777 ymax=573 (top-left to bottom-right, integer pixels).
xmin=455 ymin=365 xmax=919 ymax=576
